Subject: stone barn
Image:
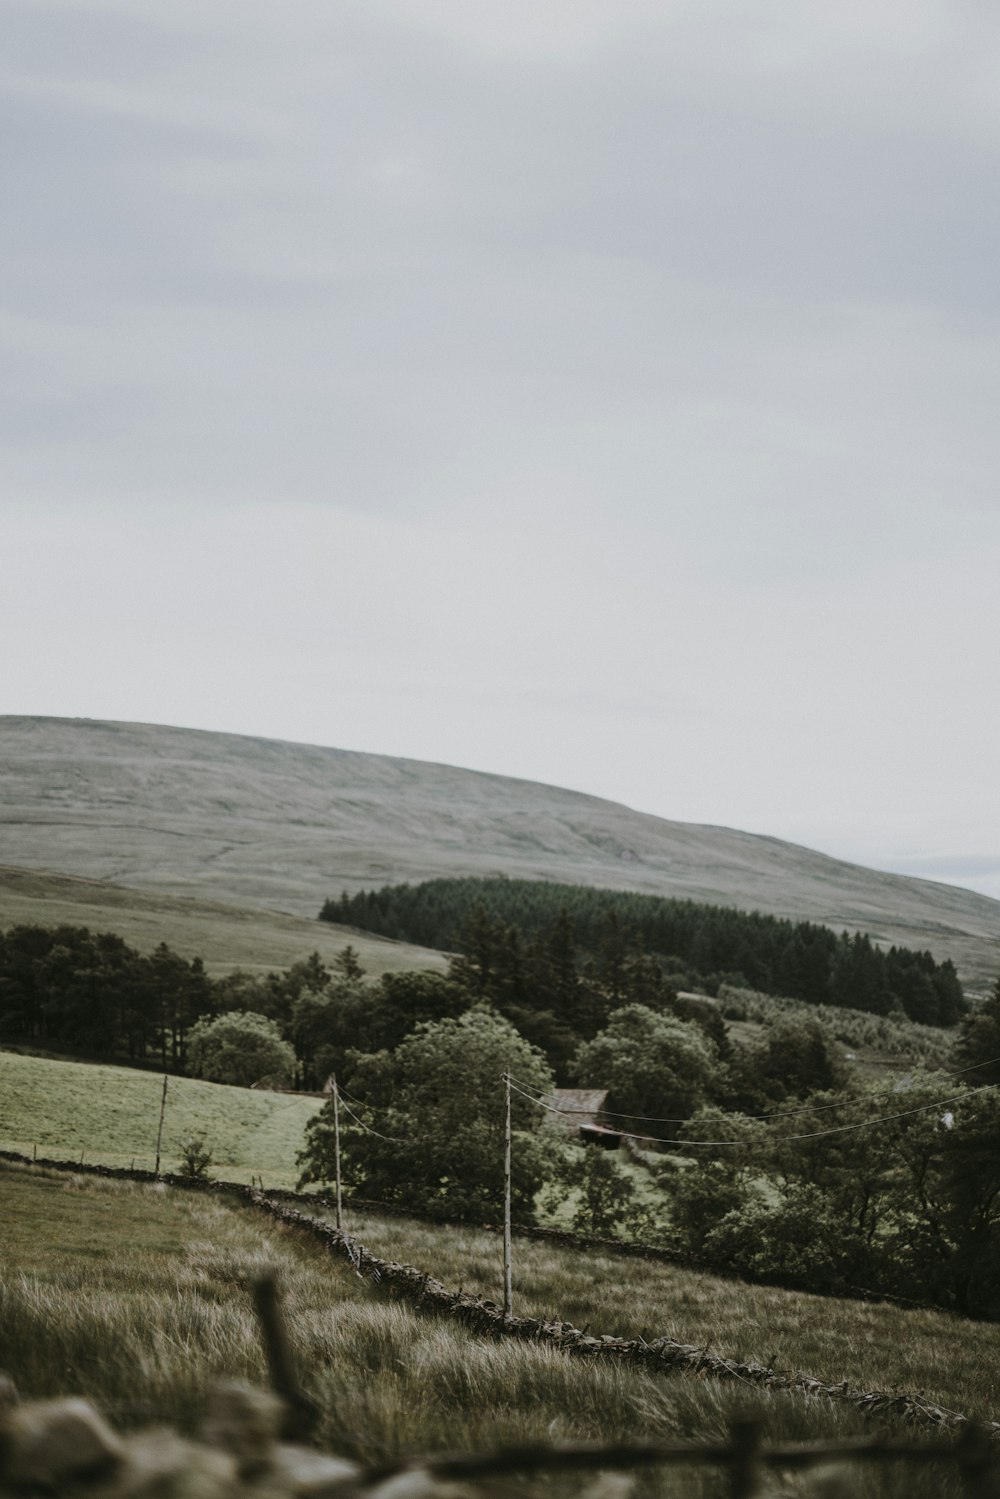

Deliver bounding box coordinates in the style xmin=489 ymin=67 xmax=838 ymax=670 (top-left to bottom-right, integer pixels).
xmin=542 ymin=1088 xmax=619 ymax=1144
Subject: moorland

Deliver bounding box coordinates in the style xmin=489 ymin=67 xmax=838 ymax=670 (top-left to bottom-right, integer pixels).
xmin=3 ymin=713 xmax=1000 ymax=1495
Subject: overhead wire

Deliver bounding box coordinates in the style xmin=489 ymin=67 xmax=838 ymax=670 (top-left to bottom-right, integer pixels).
xmin=336 ymin=1094 xmax=409 ymax=1145
xmin=507 ymin=1049 xmax=1000 ymax=1126
xmin=506 ymin=1076 xmax=998 ymax=1148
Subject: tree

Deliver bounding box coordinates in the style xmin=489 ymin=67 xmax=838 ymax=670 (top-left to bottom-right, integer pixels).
xmin=187 ymin=1010 xmax=295 ymax=1088
xmin=541 ymin=1145 xmax=661 ymax=1239
xmin=178 ymin=1133 xmax=214 ymax=1180
xmin=289 ymin=970 xmax=470 ymax=1089
xmin=571 ymin=1004 xmax=717 ymax=1122
xmin=727 ymin=1016 xmax=849 ymax=1109
xmin=955 ymin=975 xmax=1000 ymax=1083
xmin=701 ymin=1182 xmax=865 ymax=1293
xmin=667 ymin=1107 xmax=766 ymax=1255
xmin=298 ymin=1004 xmax=554 ymax=1221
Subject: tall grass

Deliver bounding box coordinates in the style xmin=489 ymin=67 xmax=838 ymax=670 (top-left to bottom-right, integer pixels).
xmin=0 ymin=1162 xmax=969 ymax=1497
xmin=335 ymin=1205 xmax=1000 ymax=1423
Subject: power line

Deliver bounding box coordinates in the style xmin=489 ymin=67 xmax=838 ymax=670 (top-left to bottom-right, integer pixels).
xmin=336 ymin=1096 xmax=409 ymax=1146
xmin=506 ymin=1077 xmax=998 ymax=1148
xmin=508 ymin=1051 xmax=1000 ymax=1127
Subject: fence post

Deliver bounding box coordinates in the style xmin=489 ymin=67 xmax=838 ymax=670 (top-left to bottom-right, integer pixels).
xmin=251 ymin=1272 xmax=319 ymax=1440
xmin=728 ymin=1418 xmax=763 ymax=1499
xmin=154 ymin=1074 xmax=169 ymax=1177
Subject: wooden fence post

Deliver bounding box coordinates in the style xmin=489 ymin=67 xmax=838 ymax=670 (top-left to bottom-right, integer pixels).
xmin=251 ymin=1272 xmax=319 ymax=1440
xmin=332 ymin=1075 xmax=343 ymax=1232
xmin=728 ymin=1418 xmax=763 ymax=1499
xmin=957 ymin=1421 xmax=1000 ymax=1498
xmin=154 ymin=1074 xmax=168 ymax=1177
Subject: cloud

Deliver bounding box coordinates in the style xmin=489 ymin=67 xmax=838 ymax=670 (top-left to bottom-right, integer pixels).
xmin=3 ymin=0 xmax=999 ymax=887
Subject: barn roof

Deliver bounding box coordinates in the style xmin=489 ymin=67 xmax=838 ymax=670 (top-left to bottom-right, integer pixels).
xmin=542 ymin=1088 xmax=609 ymax=1129
xmin=546 ymin=1088 xmax=609 ymax=1113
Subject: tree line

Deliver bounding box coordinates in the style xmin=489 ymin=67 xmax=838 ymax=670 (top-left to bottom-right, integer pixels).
xmin=0 ymin=924 xmax=347 ymax=1075
xmin=7 ymin=916 xmax=1000 ymax=1315
xmin=321 ymin=877 xmax=967 ymax=1027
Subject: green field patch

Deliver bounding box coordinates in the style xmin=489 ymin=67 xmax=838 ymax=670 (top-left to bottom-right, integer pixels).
xmin=0 ymin=1050 xmax=320 ymax=1186
xmin=0 ymin=864 xmax=447 ymax=978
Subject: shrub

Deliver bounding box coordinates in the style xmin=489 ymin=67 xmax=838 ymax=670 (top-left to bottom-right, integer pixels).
xmin=187 ymin=1011 xmax=296 ymax=1089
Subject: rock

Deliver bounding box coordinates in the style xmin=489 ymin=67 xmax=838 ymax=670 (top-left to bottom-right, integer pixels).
xmin=199 ymin=1383 xmax=283 ymax=1477
xmin=266 ymin=1442 xmax=361 ymax=1496
xmin=112 ymin=1430 xmax=235 ymax=1499
xmin=3 ymin=1397 xmax=125 ymax=1488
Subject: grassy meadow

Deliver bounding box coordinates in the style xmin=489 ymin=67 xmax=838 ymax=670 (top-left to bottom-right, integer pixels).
xmin=0 ymin=1161 xmax=978 ymax=1498
xmin=337 ymin=1203 xmax=1000 ymax=1424
xmin=0 ymin=1049 xmax=320 ymax=1186
xmin=0 ymin=864 xmax=447 ymax=978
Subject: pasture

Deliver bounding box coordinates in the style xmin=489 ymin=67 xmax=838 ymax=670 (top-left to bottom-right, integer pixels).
xmin=0 ymin=1049 xmax=320 ymax=1187
xmin=0 ymin=864 xmax=447 ymax=978
xmin=0 ymin=1161 xmax=982 ymax=1498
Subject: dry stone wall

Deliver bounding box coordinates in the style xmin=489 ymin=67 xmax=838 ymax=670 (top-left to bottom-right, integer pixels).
xmin=1 ymin=1150 xmax=992 ymax=1444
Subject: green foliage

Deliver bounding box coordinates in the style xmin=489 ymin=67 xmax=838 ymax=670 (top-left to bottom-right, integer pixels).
xmin=541 ymin=1145 xmax=661 ymax=1238
xmin=726 ymin=1016 xmax=850 ymax=1109
xmin=289 ymin=970 xmax=471 ymax=1089
xmin=955 ymin=975 xmax=1000 ymax=1082
xmin=572 ymin=1004 xmax=717 ymax=1121
xmin=298 ymin=1005 xmax=554 ymax=1222
xmin=187 ymin=1010 xmax=296 ymax=1089
xmin=0 ymin=924 xmax=213 ymax=1066
xmin=177 ymin=1132 xmax=213 ymax=1180
xmin=666 ymin=1079 xmax=1000 ymax=1317
xmin=701 ymin=1183 xmax=867 ymax=1293
xmin=321 ymin=876 xmax=967 ymax=1026
xmin=665 ymin=1108 xmax=767 ymax=1255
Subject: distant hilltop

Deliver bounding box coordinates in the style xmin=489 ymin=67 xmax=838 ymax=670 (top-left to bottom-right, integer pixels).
xmin=0 ymin=715 xmax=998 ymax=988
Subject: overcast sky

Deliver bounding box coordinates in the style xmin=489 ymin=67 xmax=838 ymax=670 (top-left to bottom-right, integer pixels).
xmin=3 ymin=0 xmax=999 ymax=899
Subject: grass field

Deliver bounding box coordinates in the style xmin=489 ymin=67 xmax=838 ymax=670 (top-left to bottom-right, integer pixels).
xmin=0 ymin=1050 xmax=320 ymax=1186
xmin=0 ymin=864 xmax=447 ymax=978
xmin=337 ymin=1204 xmax=1000 ymax=1424
xmin=0 ymin=1161 xmax=974 ymax=1497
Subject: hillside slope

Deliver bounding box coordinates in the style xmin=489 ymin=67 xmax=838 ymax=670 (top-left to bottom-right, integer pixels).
xmin=0 ymin=864 xmax=447 ymax=977
xmin=1 ymin=715 xmax=998 ymax=986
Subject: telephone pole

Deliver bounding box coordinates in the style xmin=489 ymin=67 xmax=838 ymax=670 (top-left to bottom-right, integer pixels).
xmin=503 ymin=1071 xmax=513 ymax=1319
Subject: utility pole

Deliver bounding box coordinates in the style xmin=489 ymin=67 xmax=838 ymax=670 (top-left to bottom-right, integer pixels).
xmin=503 ymin=1071 xmax=513 ymax=1319
xmin=332 ymin=1074 xmax=343 ymax=1232
xmin=154 ymin=1073 xmax=169 ymax=1177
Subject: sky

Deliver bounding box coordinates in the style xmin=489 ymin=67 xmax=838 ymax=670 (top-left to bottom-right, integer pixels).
xmin=3 ymin=0 xmax=1000 ymax=899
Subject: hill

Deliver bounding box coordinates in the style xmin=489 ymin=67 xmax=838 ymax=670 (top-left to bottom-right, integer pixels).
xmin=2 ymin=715 xmax=999 ymax=988
xmin=0 ymin=864 xmax=447 ymax=978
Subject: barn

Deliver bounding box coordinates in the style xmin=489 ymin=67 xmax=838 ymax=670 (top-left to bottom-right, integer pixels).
xmin=542 ymin=1088 xmax=621 ymax=1145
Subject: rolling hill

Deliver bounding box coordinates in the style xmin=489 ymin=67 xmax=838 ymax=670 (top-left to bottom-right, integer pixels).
xmin=0 ymin=864 xmax=447 ymax=977
xmin=1 ymin=715 xmax=998 ymax=988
